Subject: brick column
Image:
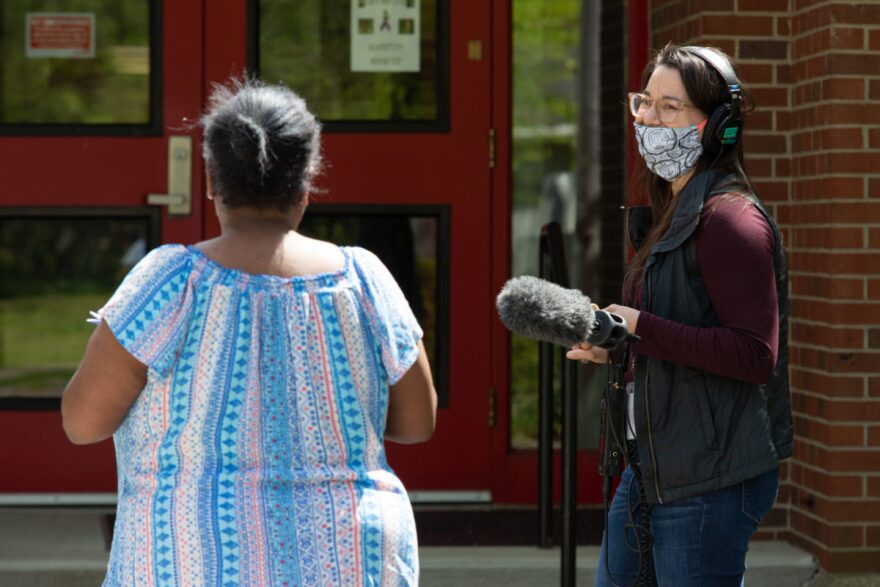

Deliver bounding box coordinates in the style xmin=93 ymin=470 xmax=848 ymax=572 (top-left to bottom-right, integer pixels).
xmin=648 ymin=0 xmax=880 ymax=573
xmin=786 ymin=1 xmax=880 ymax=572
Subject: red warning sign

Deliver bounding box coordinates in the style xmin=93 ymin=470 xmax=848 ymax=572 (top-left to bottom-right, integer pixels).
xmin=26 ymin=13 xmax=95 ymax=59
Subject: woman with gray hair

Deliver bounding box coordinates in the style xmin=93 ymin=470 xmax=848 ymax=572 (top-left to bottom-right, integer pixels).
xmin=62 ymin=78 xmax=436 ymax=586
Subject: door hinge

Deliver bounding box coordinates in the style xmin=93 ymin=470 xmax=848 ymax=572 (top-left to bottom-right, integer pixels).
xmin=488 ymin=128 xmax=496 ymax=169
xmin=488 ymin=387 xmax=496 ymax=428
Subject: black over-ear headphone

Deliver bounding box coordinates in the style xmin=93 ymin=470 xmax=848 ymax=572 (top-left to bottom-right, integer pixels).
xmin=679 ymin=46 xmax=743 ymax=152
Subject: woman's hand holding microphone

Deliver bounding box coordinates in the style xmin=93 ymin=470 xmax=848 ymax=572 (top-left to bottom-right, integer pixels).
xmin=566 ymin=304 xmax=639 ymax=365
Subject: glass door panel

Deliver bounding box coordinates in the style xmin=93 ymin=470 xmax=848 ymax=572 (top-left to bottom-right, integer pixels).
xmin=0 ymin=211 xmax=156 ymax=407
xmin=510 ymin=0 xmax=582 ymax=449
xmin=0 ymin=0 xmax=160 ymax=133
xmin=254 ymin=0 xmax=447 ymax=129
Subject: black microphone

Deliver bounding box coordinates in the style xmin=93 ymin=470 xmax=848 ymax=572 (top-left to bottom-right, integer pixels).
xmin=495 ymin=276 xmax=639 ymax=350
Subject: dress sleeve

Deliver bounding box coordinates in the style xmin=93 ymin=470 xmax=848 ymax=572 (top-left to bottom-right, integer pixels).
xmin=351 ymin=247 xmax=424 ymax=385
xmin=95 ymin=244 xmax=193 ymax=376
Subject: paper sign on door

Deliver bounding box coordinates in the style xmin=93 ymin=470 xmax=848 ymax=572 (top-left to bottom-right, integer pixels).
xmin=26 ymin=13 xmax=96 ymax=59
xmin=351 ymin=0 xmax=420 ymax=72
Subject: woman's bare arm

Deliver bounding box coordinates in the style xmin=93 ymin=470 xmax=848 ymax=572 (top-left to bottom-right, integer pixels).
xmin=61 ymin=321 xmax=147 ymax=445
xmin=385 ymin=340 xmax=437 ymax=444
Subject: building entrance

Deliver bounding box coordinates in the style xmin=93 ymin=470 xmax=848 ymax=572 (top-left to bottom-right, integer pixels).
xmin=0 ymin=0 xmax=494 ymax=500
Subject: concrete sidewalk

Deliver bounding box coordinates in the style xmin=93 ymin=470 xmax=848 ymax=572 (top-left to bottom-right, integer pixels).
xmin=0 ymin=507 xmax=819 ymax=586
xmin=421 ymin=542 xmax=817 ymax=586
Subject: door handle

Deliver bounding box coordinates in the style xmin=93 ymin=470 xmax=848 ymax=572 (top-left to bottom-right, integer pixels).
xmin=147 ymin=135 xmax=192 ymax=216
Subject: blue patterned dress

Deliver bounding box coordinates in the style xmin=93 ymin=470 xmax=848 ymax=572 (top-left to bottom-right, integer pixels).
xmin=97 ymin=244 xmax=423 ymax=586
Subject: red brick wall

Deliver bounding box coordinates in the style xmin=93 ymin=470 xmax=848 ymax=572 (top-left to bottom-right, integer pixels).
xmin=648 ymin=0 xmax=880 ymax=573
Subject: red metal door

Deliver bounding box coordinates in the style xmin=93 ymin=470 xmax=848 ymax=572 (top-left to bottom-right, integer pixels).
xmin=204 ymin=0 xmax=494 ymax=495
xmin=0 ymin=0 xmax=205 ymax=495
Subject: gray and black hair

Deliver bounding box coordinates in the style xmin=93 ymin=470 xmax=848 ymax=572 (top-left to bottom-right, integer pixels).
xmin=200 ymin=78 xmax=322 ymax=210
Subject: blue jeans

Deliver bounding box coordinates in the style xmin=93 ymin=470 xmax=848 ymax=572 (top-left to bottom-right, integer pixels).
xmin=595 ymin=465 xmax=779 ymax=587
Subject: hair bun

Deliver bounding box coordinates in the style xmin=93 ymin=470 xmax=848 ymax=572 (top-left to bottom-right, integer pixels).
xmin=232 ymin=113 xmax=271 ymax=176
xmin=201 ymin=78 xmax=322 ymax=210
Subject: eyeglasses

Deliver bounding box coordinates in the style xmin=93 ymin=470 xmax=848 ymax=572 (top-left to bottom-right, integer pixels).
xmin=628 ymin=92 xmax=696 ymax=124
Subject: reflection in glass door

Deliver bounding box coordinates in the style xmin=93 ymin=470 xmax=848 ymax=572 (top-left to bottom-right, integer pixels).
xmin=0 ymin=0 xmax=160 ymax=133
xmin=252 ymin=0 xmax=448 ymax=130
xmin=509 ymin=0 xmax=583 ymax=449
xmin=0 ymin=211 xmax=156 ymax=408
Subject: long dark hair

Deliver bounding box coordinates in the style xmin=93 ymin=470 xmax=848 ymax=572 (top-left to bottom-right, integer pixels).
xmin=625 ymin=44 xmax=755 ymax=300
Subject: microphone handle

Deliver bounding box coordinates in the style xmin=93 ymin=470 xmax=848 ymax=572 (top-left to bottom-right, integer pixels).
xmin=588 ymin=310 xmax=640 ymax=350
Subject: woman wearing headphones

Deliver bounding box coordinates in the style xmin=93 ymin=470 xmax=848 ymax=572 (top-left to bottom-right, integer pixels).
xmin=567 ymin=44 xmax=793 ymax=586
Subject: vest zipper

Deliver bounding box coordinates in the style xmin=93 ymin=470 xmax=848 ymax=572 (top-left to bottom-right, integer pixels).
xmin=643 ymin=270 xmax=664 ymax=504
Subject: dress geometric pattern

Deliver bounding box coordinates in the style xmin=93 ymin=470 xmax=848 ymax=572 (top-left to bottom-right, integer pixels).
xmin=98 ymin=244 xmax=423 ymax=586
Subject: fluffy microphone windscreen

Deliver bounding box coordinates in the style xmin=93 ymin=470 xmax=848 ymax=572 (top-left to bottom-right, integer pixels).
xmin=496 ymin=276 xmax=596 ymax=347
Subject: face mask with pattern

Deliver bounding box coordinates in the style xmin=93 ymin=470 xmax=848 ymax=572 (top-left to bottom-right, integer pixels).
xmin=634 ymin=122 xmax=705 ymax=182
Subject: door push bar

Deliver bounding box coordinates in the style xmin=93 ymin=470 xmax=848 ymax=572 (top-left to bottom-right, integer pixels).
xmin=147 ymin=135 xmax=192 ymax=216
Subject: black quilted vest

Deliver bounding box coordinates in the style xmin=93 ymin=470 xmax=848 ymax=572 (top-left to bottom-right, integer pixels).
xmin=627 ymin=170 xmax=793 ymax=504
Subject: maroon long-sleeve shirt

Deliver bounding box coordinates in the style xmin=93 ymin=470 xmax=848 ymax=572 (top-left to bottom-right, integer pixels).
xmin=632 ymin=196 xmax=779 ymax=385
